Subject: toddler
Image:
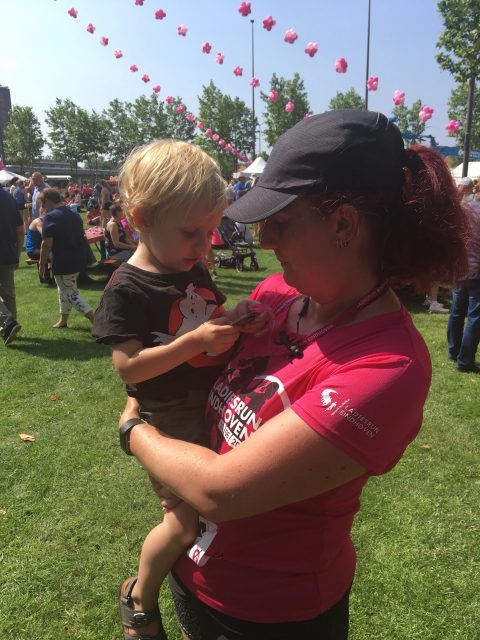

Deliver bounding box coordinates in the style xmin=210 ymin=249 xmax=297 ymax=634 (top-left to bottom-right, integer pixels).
xmin=93 ymin=140 xmax=264 ymax=639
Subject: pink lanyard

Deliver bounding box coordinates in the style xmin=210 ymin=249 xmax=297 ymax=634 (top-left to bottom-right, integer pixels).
xmin=274 ymin=281 xmax=389 ymax=360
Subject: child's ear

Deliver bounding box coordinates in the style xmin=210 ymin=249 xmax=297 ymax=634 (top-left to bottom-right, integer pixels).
xmin=131 ymin=207 xmax=149 ymax=231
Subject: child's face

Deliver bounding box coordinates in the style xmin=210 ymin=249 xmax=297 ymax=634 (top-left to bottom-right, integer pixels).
xmin=146 ymin=202 xmax=224 ymax=273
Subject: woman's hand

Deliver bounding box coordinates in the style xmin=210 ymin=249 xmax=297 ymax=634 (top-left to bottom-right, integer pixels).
xmin=226 ymin=300 xmax=270 ymax=334
xmin=118 ymin=395 xmax=141 ymax=428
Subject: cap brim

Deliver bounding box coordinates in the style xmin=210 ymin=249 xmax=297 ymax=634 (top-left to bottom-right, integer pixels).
xmin=226 ymin=186 xmax=298 ymax=223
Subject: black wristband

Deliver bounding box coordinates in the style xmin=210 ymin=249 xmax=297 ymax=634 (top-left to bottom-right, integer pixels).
xmin=119 ymin=418 xmax=145 ymax=456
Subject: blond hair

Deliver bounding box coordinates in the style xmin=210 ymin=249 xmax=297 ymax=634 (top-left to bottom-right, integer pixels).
xmin=119 ymin=139 xmax=226 ymax=230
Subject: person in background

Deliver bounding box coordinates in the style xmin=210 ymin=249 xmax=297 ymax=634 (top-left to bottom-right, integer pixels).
xmin=9 ymin=177 xmax=19 ymax=198
xmin=234 ymin=175 xmax=247 ymax=200
xmin=31 ymin=172 xmax=49 ymax=220
xmin=38 ymin=188 xmax=94 ymax=329
xmin=0 ymin=188 xmax=24 ymax=345
xmin=100 ymin=179 xmax=112 ymax=227
xmin=447 ymin=185 xmax=480 ymax=373
xmin=226 ymin=178 xmax=236 ymax=206
xmin=14 ymin=180 xmax=28 ymax=231
xmin=104 ymin=203 xmax=136 ymax=262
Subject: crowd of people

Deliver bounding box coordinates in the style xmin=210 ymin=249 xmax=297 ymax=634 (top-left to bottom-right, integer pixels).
xmin=1 ymin=109 xmax=480 ymax=639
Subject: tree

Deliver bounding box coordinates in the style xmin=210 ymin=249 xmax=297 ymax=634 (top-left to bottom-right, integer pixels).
xmin=392 ymin=100 xmax=426 ymax=147
xmin=260 ymin=73 xmax=311 ymax=147
xmin=83 ymin=110 xmax=110 ymax=174
xmin=164 ymin=98 xmax=196 ymax=141
xmin=448 ymin=81 xmax=480 ymax=150
xmin=45 ymin=98 xmax=87 ymax=170
xmin=436 ymin=0 xmax=480 ymax=172
xmin=436 ymin=0 xmax=480 ymax=82
xmin=3 ymin=106 xmax=44 ymax=170
xmin=105 ymin=98 xmax=140 ymax=165
xmin=197 ymin=80 xmax=256 ymax=176
xmin=328 ymin=88 xmax=366 ymax=111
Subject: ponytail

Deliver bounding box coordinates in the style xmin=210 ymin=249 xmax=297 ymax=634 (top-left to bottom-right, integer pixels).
xmin=385 ymin=145 xmax=469 ymax=288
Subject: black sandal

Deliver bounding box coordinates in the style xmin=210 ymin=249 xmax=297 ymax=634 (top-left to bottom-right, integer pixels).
xmin=119 ymin=577 xmax=167 ymax=640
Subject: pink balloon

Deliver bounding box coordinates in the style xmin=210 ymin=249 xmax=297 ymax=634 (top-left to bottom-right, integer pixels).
xmin=68 ymin=8 xmax=78 ymax=19
xmin=202 ymin=42 xmax=212 ymax=54
xmin=135 ymin=0 xmax=144 ymax=5
xmin=233 ymin=66 xmax=243 ymax=76
xmin=212 ymin=133 xmax=220 ymax=142
xmin=197 ymin=121 xmax=204 ymax=129
xmin=335 ymin=58 xmax=348 ymax=73
xmin=114 ymin=50 xmax=123 ymax=59
xmin=225 ymin=143 xmax=232 ymax=152
xmin=238 ymin=2 xmax=251 ymax=17
xmin=393 ymin=90 xmax=405 ymax=106
xmin=186 ymin=113 xmax=195 ymax=122
xmin=216 ymin=52 xmax=224 ymax=64
xmin=141 ymin=74 xmax=150 ymax=83
xmin=250 ymin=77 xmax=260 ymax=88
xmin=205 ymin=128 xmax=213 ymax=137
xmin=100 ymin=36 xmax=109 ymax=46
xmin=152 ymin=85 xmax=161 ymax=94
xmin=155 ymin=9 xmax=166 ymax=20
xmin=86 ymin=23 xmax=95 ymax=34
xmin=445 ymin=119 xmax=460 ymax=134
xmin=176 ymin=104 xmax=185 ymax=114
xmin=219 ymin=139 xmax=226 ymax=147
xmin=366 ymin=76 xmax=378 ymax=91
xmin=285 ymin=101 xmax=295 ymax=113
xmin=130 ymin=65 xmax=138 ymax=72
xmin=165 ymin=96 xmax=174 ymax=103
xmin=284 ymin=29 xmax=298 ymax=44
xmin=263 ymin=16 xmax=276 ymax=31
xmin=419 ymin=106 xmax=434 ymax=123
xmin=268 ymin=90 xmax=278 ymax=102
xmin=304 ymin=42 xmax=318 ymax=58
xmin=177 ymin=24 xmax=188 ymax=36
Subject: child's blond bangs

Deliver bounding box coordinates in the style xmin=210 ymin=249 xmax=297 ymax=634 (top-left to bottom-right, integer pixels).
xmin=119 ymin=139 xmax=227 ymax=230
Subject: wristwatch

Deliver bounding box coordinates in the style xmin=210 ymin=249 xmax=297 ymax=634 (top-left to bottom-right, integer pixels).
xmin=119 ymin=418 xmax=145 ymax=455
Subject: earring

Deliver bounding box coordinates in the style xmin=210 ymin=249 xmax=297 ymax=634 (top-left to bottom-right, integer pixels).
xmin=336 ymin=239 xmax=350 ymax=249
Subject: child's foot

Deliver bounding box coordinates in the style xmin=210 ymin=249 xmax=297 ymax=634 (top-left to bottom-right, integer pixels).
xmin=52 ymin=321 xmax=68 ymax=329
xmin=119 ymin=577 xmax=167 ymax=640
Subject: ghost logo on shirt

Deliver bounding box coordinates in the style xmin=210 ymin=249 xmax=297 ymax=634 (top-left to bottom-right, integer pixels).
xmin=170 ymin=283 xmax=218 ymax=336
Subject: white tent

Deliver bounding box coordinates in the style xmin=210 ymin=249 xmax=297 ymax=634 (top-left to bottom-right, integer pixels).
xmin=240 ymin=156 xmax=267 ymax=176
xmin=0 ymin=168 xmax=27 ymax=185
xmin=451 ymin=162 xmax=480 ymax=180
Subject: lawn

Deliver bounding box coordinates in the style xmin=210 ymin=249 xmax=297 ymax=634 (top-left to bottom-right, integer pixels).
xmin=1 ymin=247 xmax=479 ymax=640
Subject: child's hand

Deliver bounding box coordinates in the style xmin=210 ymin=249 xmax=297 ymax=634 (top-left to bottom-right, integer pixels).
xmin=227 ymin=300 xmax=269 ymax=334
xmin=191 ymin=318 xmax=240 ymax=354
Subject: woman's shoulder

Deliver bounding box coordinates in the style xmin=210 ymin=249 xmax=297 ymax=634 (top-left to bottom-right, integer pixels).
xmin=251 ymin=273 xmax=297 ymax=301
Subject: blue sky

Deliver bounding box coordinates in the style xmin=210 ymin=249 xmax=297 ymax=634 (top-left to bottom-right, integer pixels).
xmin=1 ymin=0 xmax=459 ymax=151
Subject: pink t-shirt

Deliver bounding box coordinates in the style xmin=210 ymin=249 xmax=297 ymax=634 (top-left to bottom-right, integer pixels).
xmin=174 ymin=274 xmax=431 ymax=622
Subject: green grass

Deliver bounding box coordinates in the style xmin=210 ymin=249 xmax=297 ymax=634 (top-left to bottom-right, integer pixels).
xmin=1 ymin=250 xmax=479 ymax=639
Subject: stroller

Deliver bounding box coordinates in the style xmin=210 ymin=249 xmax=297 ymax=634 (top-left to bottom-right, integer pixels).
xmin=212 ymin=216 xmax=259 ymax=272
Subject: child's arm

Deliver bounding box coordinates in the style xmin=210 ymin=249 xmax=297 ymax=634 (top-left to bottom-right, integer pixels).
xmin=112 ymin=318 xmax=240 ymax=384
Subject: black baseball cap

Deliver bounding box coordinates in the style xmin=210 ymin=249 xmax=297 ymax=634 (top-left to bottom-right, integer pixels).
xmin=227 ymin=109 xmax=406 ymax=223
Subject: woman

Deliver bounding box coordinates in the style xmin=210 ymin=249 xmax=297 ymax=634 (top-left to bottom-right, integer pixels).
xmin=118 ymin=110 xmax=468 ymax=640
xmin=105 ymin=203 xmax=136 ymax=261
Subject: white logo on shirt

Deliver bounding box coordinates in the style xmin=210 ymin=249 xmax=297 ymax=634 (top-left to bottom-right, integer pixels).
xmin=319 ymin=388 xmax=381 ymax=438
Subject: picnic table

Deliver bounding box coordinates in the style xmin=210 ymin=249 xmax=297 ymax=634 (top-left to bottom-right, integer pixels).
xmin=85 ymin=226 xmax=105 ymax=245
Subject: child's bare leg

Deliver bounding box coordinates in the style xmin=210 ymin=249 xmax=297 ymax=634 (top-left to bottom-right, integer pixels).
xmin=124 ymin=500 xmax=198 ymax=638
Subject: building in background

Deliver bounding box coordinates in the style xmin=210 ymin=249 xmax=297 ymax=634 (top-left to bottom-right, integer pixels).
xmin=0 ymin=85 xmax=12 ymax=162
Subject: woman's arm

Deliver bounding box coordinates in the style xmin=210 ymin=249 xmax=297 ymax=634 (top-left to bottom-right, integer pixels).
xmin=112 ymin=319 xmax=240 ymax=383
xmin=127 ymin=407 xmax=367 ymax=522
